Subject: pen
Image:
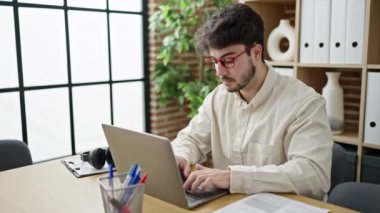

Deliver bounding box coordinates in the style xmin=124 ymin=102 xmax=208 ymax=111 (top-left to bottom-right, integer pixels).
xmin=121 ymin=163 xmax=138 ymax=189
xmin=109 ymin=164 xmax=114 ymax=179
xmin=139 ymin=173 xmax=148 ymax=184
xmin=108 ymin=196 xmax=131 ymax=213
xmin=129 ymin=170 xmax=141 ymax=185
xmin=130 ymin=163 xmax=139 ymax=178
xmin=109 ymin=164 xmax=114 ymax=195
xmin=118 ymin=163 xmax=139 ymax=200
xmin=125 ymin=173 xmax=148 ymax=207
xmin=121 ymin=165 xmax=143 ymax=203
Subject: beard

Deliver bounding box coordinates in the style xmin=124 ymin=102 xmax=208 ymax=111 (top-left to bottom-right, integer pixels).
xmin=221 ymin=62 xmax=256 ymax=93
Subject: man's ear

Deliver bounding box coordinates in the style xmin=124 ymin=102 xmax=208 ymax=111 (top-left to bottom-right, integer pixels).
xmin=251 ymin=44 xmax=263 ymax=61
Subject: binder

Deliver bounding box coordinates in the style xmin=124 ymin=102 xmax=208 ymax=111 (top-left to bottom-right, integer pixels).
xmin=312 ymin=0 xmax=331 ymax=63
xmin=345 ymin=0 xmax=366 ymax=64
xmin=274 ymin=67 xmax=294 ymax=77
xmin=299 ymin=0 xmax=314 ymax=63
xmin=364 ymin=72 xmax=380 ymax=145
xmin=329 ymin=0 xmax=347 ymax=64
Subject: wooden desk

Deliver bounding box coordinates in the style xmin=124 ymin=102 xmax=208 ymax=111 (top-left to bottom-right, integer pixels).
xmin=0 ymin=160 xmax=358 ymax=213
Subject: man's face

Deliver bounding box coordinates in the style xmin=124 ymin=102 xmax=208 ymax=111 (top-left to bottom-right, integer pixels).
xmin=208 ymin=44 xmax=256 ymax=93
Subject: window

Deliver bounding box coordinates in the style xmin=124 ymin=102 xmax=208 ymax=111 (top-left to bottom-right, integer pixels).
xmin=0 ymin=0 xmax=149 ymax=162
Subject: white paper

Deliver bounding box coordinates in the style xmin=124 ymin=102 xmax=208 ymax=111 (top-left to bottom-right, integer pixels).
xmin=214 ymin=193 xmax=329 ymax=213
xmin=61 ymin=155 xmax=111 ymax=177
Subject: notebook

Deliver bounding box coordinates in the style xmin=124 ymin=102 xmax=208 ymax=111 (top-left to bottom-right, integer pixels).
xmin=102 ymin=124 xmax=228 ymax=209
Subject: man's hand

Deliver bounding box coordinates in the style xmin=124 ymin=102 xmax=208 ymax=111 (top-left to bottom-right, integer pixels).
xmin=175 ymin=156 xmax=191 ymax=179
xmin=183 ymin=164 xmax=230 ymax=193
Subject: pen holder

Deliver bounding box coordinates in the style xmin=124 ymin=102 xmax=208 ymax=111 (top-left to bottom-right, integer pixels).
xmin=98 ymin=174 xmax=145 ymax=213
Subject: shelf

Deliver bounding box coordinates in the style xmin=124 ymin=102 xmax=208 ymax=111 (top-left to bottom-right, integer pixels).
xmin=244 ymin=0 xmax=295 ymax=4
xmin=245 ymin=1 xmax=296 ymax=61
xmin=333 ymin=131 xmax=360 ymax=145
xmin=363 ymin=143 xmax=380 ymax=150
xmin=297 ymin=63 xmax=363 ymax=69
xmin=245 ymin=0 xmax=379 ymax=183
xmin=266 ymin=60 xmax=295 ymax=67
xmin=367 ymin=64 xmax=380 ymax=70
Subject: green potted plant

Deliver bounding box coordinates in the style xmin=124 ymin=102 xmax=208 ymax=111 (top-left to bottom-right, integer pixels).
xmin=149 ymin=0 xmax=232 ymax=117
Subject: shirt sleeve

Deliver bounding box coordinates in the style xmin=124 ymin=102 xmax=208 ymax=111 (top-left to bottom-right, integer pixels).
xmin=171 ymin=93 xmax=213 ymax=165
xmin=229 ymin=95 xmax=333 ymax=200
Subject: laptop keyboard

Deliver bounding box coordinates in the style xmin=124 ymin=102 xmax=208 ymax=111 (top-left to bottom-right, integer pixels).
xmin=186 ymin=190 xmax=220 ymax=200
xmin=186 ymin=188 xmax=226 ymax=201
xmin=181 ymin=177 xmax=228 ymax=206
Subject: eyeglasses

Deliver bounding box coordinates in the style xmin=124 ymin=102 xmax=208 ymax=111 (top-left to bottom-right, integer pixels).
xmin=205 ymin=43 xmax=256 ymax=70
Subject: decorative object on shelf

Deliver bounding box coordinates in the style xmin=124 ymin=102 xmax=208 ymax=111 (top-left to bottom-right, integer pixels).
xmin=322 ymin=72 xmax=344 ymax=134
xmin=267 ymin=19 xmax=295 ymax=62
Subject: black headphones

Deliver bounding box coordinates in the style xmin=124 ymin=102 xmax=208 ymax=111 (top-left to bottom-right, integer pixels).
xmin=80 ymin=147 xmax=114 ymax=169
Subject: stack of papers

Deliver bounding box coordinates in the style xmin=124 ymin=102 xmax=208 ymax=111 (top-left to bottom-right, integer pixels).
xmin=61 ymin=155 xmax=111 ymax=178
xmin=215 ymin=193 xmax=329 ymax=213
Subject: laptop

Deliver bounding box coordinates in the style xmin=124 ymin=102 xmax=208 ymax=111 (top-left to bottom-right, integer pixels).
xmin=102 ymin=124 xmax=228 ymax=209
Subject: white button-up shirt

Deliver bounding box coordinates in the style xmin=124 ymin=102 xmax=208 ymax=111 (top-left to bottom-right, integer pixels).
xmin=171 ymin=65 xmax=333 ymax=200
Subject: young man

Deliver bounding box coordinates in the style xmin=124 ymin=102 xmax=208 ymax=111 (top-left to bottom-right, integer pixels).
xmin=171 ymin=3 xmax=333 ymax=200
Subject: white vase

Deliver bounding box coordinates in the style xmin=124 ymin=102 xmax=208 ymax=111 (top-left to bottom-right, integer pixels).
xmin=322 ymin=72 xmax=344 ymax=134
xmin=267 ymin=19 xmax=295 ymax=62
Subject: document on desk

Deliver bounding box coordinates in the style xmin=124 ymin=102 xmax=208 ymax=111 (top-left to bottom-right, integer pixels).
xmin=214 ymin=193 xmax=329 ymax=213
xmin=61 ymin=155 xmax=111 ymax=178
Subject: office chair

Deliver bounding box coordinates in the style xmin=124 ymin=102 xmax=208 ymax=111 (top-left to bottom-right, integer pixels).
xmin=328 ymin=182 xmax=380 ymax=213
xmin=0 ymin=139 xmax=33 ymax=172
xmin=330 ymin=143 xmax=347 ymax=193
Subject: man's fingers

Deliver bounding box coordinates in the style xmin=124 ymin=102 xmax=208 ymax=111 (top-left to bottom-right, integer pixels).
xmin=176 ymin=156 xmax=190 ymax=178
xmin=190 ymin=175 xmax=206 ymax=192
xmin=198 ymin=179 xmax=215 ymax=192
xmin=183 ymin=164 xmax=191 ymax=178
xmin=183 ymin=173 xmax=196 ymax=191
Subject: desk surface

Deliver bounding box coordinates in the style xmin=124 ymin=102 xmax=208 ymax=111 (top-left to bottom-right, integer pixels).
xmin=0 ymin=160 xmax=358 ymax=213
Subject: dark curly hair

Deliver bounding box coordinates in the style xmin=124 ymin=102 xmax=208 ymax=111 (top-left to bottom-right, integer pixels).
xmin=195 ymin=3 xmax=264 ymax=61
